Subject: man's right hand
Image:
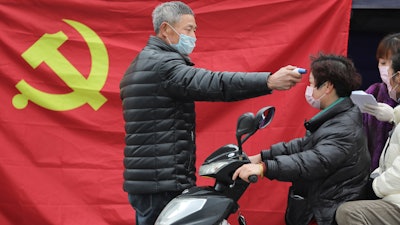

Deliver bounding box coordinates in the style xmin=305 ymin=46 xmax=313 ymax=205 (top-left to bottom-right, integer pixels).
xmin=267 ymin=65 xmax=303 ymax=90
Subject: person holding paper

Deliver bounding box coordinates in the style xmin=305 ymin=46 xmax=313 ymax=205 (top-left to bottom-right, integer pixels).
xmin=363 ymin=53 xmax=400 ymax=141
xmin=335 ymin=104 xmax=400 ymax=225
xmin=362 ymin=33 xmax=400 ymax=171
xmin=361 ymin=53 xmax=400 ymax=201
xmin=233 ymin=54 xmax=370 ymax=225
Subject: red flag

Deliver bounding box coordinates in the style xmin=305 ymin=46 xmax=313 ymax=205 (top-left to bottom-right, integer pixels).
xmin=0 ymin=0 xmax=351 ymax=224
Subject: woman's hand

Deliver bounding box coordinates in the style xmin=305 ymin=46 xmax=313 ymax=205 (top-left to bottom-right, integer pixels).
xmin=232 ymin=163 xmax=263 ymax=183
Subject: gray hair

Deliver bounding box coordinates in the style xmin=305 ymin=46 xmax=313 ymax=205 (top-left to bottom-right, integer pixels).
xmin=152 ymin=1 xmax=194 ymax=34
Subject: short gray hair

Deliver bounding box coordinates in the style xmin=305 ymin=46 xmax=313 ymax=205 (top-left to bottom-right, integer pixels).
xmin=152 ymin=1 xmax=194 ymax=34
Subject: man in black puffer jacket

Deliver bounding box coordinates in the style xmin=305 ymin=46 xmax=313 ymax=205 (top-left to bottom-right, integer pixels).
xmin=233 ymin=54 xmax=371 ymax=225
xmin=119 ymin=1 xmax=303 ymax=225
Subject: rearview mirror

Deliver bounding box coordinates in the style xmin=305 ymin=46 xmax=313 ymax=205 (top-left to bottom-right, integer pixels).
xmin=256 ymin=106 xmax=275 ymax=129
xmin=236 ymin=106 xmax=275 ymax=154
xmin=236 ymin=112 xmax=256 ymax=139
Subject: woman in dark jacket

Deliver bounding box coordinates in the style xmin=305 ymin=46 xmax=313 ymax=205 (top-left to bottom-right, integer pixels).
xmin=233 ymin=54 xmax=371 ymax=225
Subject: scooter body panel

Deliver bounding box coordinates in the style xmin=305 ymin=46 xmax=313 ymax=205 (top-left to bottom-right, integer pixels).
xmin=155 ymin=186 xmax=236 ymax=225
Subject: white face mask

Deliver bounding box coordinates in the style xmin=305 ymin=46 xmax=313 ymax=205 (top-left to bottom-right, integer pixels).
xmin=379 ymin=65 xmax=390 ymax=86
xmin=305 ymin=85 xmax=326 ymax=109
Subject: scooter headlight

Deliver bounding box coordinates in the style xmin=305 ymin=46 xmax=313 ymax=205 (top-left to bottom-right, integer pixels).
xmin=155 ymin=198 xmax=207 ymax=225
xmin=199 ymin=160 xmax=230 ymax=176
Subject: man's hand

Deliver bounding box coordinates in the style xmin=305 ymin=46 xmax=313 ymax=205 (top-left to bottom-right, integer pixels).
xmin=362 ymin=103 xmax=394 ymax=122
xmin=267 ymin=65 xmax=303 ymax=90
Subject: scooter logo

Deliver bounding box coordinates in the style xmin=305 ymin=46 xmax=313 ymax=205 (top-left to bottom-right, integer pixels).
xmin=12 ymin=19 xmax=108 ymax=111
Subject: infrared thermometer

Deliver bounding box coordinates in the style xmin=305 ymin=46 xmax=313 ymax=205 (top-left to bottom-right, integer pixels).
xmin=294 ymin=68 xmax=307 ymax=74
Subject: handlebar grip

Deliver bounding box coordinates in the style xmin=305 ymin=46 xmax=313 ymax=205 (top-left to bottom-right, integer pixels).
xmin=248 ymin=175 xmax=258 ymax=183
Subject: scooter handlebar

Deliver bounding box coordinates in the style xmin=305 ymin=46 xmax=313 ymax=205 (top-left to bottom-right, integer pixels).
xmin=248 ymin=175 xmax=258 ymax=183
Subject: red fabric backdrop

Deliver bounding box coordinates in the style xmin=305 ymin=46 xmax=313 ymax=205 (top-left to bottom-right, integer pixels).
xmin=0 ymin=0 xmax=352 ymax=224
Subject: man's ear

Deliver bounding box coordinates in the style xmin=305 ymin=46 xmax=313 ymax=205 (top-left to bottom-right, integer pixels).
xmin=158 ymin=22 xmax=169 ymax=38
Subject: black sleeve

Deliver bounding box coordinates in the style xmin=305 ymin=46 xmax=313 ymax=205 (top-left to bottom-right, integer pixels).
xmin=158 ymin=58 xmax=272 ymax=101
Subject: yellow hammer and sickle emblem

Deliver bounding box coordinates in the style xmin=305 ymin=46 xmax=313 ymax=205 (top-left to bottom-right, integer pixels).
xmin=12 ymin=19 xmax=108 ymax=111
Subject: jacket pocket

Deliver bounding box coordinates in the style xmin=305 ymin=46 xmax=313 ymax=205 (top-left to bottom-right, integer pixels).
xmin=285 ymin=186 xmax=313 ymax=225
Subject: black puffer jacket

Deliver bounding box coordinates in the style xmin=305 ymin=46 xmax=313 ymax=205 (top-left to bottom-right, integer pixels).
xmin=120 ymin=36 xmax=272 ymax=194
xmin=261 ymin=97 xmax=370 ymax=225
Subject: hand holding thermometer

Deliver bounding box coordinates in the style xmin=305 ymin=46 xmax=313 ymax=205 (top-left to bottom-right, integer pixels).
xmin=293 ymin=68 xmax=307 ymax=74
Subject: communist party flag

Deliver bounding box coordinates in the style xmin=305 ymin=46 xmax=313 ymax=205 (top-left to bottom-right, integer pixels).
xmin=0 ymin=0 xmax=352 ymax=225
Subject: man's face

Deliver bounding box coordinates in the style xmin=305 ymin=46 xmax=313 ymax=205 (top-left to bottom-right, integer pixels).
xmin=167 ymin=14 xmax=197 ymax=44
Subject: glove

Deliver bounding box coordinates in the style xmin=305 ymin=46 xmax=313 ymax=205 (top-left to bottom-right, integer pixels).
xmin=393 ymin=105 xmax=400 ymax=124
xmin=362 ymin=103 xmax=394 ymax=122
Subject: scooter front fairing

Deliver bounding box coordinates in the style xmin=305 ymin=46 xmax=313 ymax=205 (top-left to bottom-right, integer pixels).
xmin=155 ymin=186 xmax=236 ymax=225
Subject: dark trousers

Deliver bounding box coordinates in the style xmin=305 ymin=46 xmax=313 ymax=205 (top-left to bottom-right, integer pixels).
xmin=128 ymin=191 xmax=181 ymax=225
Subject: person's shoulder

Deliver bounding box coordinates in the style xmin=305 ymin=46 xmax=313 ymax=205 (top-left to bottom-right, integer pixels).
xmin=365 ymin=82 xmax=394 ymax=102
xmin=365 ymin=82 xmax=387 ymax=93
xmin=140 ymin=45 xmax=181 ymax=65
xmin=331 ymin=99 xmax=362 ymax=126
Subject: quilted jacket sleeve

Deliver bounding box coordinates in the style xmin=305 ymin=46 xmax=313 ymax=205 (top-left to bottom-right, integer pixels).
xmin=373 ymin=124 xmax=400 ymax=198
xmin=157 ymin=54 xmax=272 ymax=101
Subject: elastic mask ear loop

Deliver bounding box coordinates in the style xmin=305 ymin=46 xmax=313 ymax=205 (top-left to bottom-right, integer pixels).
xmin=166 ymin=23 xmax=180 ymax=36
xmin=166 ymin=36 xmax=172 ymax=45
xmin=165 ymin=23 xmax=179 ymax=45
xmin=391 ymin=71 xmax=399 ymax=80
xmin=389 ymin=72 xmax=400 ymax=102
xmin=315 ymin=82 xmax=329 ymax=103
xmin=394 ymin=72 xmax=400 ymax=101
xmin=392 ymin=72 xmax=399 ymax=90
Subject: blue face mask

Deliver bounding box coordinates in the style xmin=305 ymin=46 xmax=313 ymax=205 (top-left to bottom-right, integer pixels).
xmin=167 ymin=23 xmax=196 ymax=55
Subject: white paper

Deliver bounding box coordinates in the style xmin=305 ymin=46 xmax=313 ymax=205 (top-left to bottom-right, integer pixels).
xmin=350 ymin=90 xmax=378 ymax=112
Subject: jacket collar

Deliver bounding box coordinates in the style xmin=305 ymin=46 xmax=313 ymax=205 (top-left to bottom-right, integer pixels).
xmin=304 ymin=97 xmax=354 ymax=132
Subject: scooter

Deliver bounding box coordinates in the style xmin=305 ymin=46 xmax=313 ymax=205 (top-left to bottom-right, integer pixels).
xmin=155 ymin=106 xmax=275 ymax=225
